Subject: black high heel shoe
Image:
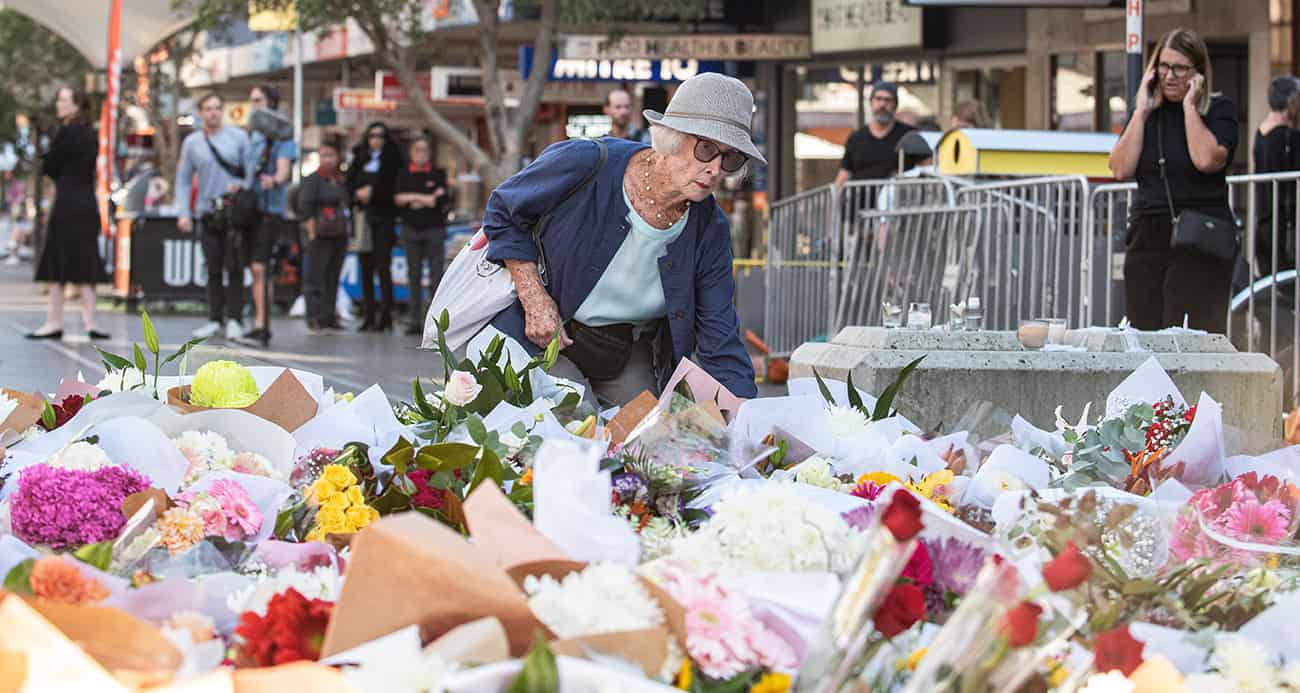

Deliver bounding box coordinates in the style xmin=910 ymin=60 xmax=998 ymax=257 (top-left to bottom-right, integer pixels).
xmin=24 ymin=329 xmax=63 ymax=340
xmin=88 ymin=330 xmax=110 ymax=341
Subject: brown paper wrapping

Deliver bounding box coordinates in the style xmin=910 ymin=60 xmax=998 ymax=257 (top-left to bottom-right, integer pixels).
xmin=320 ymin=512 xmax=546 ymax=659
xmin=607 ymin=391 xmax=660 ymax=445
xmin=122 ymin=488 xmax=175 ymax=520
xmin=0 ymin=390 xmax=45 ymax=437
xmin=232 ymin=663 xmax=347 ymax=692
xmin=0 ymin=650 xmax=27 ymax=693
xmin=28 ymin=598 xmax=182 ymax=686
xmin=425 ymin=617 xmax=511 ymax=666
xmin=0 ymin=593 xmax=132 ymax=692
xmin=166 ymin=370 xmax=318 ymax=432
xmin=658 ymin=359 xmax=745 ymax=423
xmin=462 ymin=484 xmax=567 ymax=569
xmin=551 ymin=627 xmax=672 ymax=678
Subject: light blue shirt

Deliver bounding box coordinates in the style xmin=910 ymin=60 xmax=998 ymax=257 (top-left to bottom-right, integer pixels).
xmin=249 ymin=131 xmax=299 ymax=216
xmin=574 ymin=188 xmax=689 ymax=327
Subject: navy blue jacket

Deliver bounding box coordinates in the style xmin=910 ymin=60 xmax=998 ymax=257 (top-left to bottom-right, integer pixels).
xmin=484 ymin=137 xmax=757 ymax=398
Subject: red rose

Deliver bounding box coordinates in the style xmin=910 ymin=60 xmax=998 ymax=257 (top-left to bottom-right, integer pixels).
xmin=873 ymin=583 xmax=926 ymax=638
xmin=997 ymin=601 xmax=1042 ymax=648
xmin=1042 ymin=542 xmax=1092 ymax=592
xmin=234 ymin=587 xmax=333 ymax=667
xmin=881 ymin=490 xmax=924 ymax=542
xmin=901 ymin=542 xmax=933 ymax=587
xmin=1094 ymin=625 xmax=1145 ymax=677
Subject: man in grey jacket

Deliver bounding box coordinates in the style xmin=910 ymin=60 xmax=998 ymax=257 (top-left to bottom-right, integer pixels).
xmin=175 ymin=92 xmax=254 ymax=340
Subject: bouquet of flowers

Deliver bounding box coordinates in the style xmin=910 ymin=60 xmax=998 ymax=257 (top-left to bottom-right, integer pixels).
xmin=174 ymin=430 xmax=276 ymax=485
xmin=9 ymin=462 xmax=151 ymax=549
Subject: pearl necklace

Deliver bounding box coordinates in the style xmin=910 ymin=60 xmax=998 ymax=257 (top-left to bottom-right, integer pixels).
xmin=638 ymin=152 xmax=688 ymax=223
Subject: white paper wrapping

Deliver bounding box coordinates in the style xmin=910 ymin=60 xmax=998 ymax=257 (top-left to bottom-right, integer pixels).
xmin=184 ymin=471 xmax=294 ymax=545
xmin=1105 ymin=356 xmax=1186 ymax=420
xmin=531 ymin=439 xmax=640 ymax=567
xmin=965 ymin=444 xmax=1051 ymax=509
xmin=1162 ymin=392 xmax=1225 ymax=488
xmin=149 ymin=408 xmax=298 ymax=481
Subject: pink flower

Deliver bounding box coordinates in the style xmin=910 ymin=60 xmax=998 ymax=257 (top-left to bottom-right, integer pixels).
xmin=1225 ymin=498 xmax=1291 ymax=543
xmin=180 ymin=448 xmax=208 ymax=480
xmin=207 ymin=479 xmax=263 ymax=540
xmin=231 ymin=453 xmax=269 ymax=476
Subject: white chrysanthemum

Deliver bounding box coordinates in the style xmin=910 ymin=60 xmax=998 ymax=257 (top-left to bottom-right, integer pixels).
xmin=1212 ymin=635 xmax=1277 ymax=693
xmin=225 ymin=565 xmax=342 ymax=616
xmin=1078 ymin=671 xmax=1136 ymax=693
xmin=96 ymin=367 xmax=147 ymax=393
xmin=174 ymin=430 xmax=235 ymax=465
xmin=639 ymin=516 xmax=688 ymax=562
xmin=667 ymin=482 xmax=854 ymax=577
xmin=1183 ymin=674 xmax=1235 ymax=693
xmin=48 ymin=441 xmax=114 ymax=471
xmin=827 ymin=405 xmax=870 ymax=437
xmin=523 ymin=562 xmax=665 ymax=639
xmin=794 ymin=456 xmax=847 ymax=492
xmin=344 ymin=649 xmax=458 ymax=693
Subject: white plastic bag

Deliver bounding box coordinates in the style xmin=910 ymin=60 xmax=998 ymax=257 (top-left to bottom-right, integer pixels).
xmin=422 ymin=229 xmax=516 ymax=352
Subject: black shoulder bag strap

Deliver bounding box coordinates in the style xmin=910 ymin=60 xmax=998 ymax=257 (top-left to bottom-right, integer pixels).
xmin=532 ymin=138 xmax=608 ymax=287
xmin=1155 ymin=117 xmax=1180 ymax=225
xmin=204 ymin=134 xmax=246 ymax=180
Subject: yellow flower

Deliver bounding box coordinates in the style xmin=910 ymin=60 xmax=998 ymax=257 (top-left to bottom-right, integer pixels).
xmin=305 ymin=527 xmax=323 ymax=542
xmin=904 ymin=647 xmax=927 ymax=672
xmin=857 ymin=471 xmax=902 ymax=486
xmin=346 ymin=504 xmax=379 ymax=530
xmin=188 ymin=360 xmax=260 ymax=408
xmin=1047 ymin=664 xmax=1069 ymax=687
xmin=346 ymin=485 xmax=366 ymax=507
xmin=310 ymin=479 xmax=334 ymax=505
xmin=906 ymin=469 xmax=956 ymax=512
xmin=519 ymin=468 xmax=534 ymax=487
xmin=324 ymin=491 xmax=350 ymax=512
xmin=322 ymin=464 xmax=358 ymax=491
xmin=317 ymin=506 xmax=348 ymax=534
xmin=674 ymin=659 xmax=692 ymax=690
xmin=750 ymin=672 xmax=791 ymax=693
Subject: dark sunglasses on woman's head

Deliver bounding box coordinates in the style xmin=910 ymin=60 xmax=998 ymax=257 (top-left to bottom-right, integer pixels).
xmin=694 ymin=138 xmax=748 ymax=173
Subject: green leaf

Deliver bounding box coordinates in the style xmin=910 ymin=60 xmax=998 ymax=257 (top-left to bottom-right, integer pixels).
xmin=3 ymin=559 xmax=35 ymax=595
xmin=413 ymin=443 xmax=483 ymax=472
xmin=41 ymin=400 xmax=57 ymax=430
xmin=412 ymin=378 xmax=439 ymax=420
xmin=438 ymin=308 xmax=450 ymax=333
xmin=274 ymin=503 xmax=304 ymax=540
xmin=512 ymin=422 xmax=530 ymax=439
xmin=845 ymin=370 xmax=866 ymax=413
xmin=141 ymin=311 xmax=160 ymax=355
xmin=812 ymin=367 xmax=837 ymax=406
xmin=466 ymin=415 xmax=488 ymax=445
xmin=72 ymin=541 xmax=114 ymax=571
xmin=469 ymin=447 xmax=506 ymax=493
xmin=504 ymin=361 xmax=522 ymax=393
xmin=160 ymin=338 xmax=205 ymax=367
xmin=381 ymin=437 xmax=417 ymax=476
xmin=96 ymin=347 xmax=134 ymax=372
xmin=467 ymin=373 xmax=506 ymax=417
xmin=430 ymin=470 xmax=455 ymax=489
xmin=542 ymin=336 xmax=560 ymax=372
xmin=508 ymin=633 xmax=559 ymax=693
xmin=871 ymin=355 xmax=925 ymax=421
xmin=133 ymin=344 xmax=148 ymax=374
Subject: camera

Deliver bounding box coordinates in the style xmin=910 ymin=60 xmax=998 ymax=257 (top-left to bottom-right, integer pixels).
xmin=200 ymin=193 xmax=238 ymax=234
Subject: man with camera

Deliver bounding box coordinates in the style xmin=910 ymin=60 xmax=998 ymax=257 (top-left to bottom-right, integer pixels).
xmin=175 ymin=92 xmax=254 ymax=340
xmin=237 ymin=85 xmax=299 ymax=348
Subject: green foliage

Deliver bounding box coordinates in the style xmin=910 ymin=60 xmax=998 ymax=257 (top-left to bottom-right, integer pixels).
xmin=507 ymin=633 xmax=559 ymax=693
xmin=72 ymin=541 xmax=114 ymax=571
xmin=97 ymin=312 xmax=205 ymax=399
xmin=0 ymin=10 xmax=91 ymax=145
xmin=2 ymin=558 xmax=35 ymax=595
xmin=812 ymin=356 xmax=926 ymax=422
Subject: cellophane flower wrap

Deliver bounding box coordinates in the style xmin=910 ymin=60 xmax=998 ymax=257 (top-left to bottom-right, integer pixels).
xmin=1169 ymin=472 xmax=1300 ymax=569
xmin=10 ymin=462 xmax=150 ymax=549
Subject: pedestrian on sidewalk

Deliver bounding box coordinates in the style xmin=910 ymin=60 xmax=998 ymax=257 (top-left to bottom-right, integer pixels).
xmin=174 ymin=92 xmax=255 ymax=341
xmin=395 ymin=134 xmax=453 ymax=337
xmin=237 ymin=84 xmax=299 ymax=348
xmin=1109 ymin=28 xmax=1238 ymax=333
xmin=835 ymin=82 xmax=917 ymax=189
xmin=298 ymin=138 xmax=350 ymax=334
xmin=26 ymin=87 xmax=109 ymax=341
xmin=1248 ymin=76 xmax=1300 ymax=277
xmin=483 ymin=72 xmax=761 ymax=406
xmin=346 ymin=121 xmax=402 ymax=333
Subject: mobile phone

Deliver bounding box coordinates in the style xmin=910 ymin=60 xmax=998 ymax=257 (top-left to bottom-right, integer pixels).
xmin=1146 ymin=70 xmax=1159 ymax=96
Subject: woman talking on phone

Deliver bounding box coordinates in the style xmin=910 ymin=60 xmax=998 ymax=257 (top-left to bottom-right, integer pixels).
xmin=1109 ymin=28 xmax=1238 ymax=333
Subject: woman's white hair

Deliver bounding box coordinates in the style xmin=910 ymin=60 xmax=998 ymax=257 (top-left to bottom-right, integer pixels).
xmin=648 ymin=124 xmax=751 ymax=180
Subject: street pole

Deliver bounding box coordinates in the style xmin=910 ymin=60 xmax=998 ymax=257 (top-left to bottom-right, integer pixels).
xmin=1125 ymin=0 xmax=1144 ymax=119
xmin=292 ymin=3 xmax=303 ymax=183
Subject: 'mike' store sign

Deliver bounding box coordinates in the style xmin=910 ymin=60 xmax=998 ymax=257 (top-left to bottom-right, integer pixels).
xmin=812 ymin=0 xmax=924 ymax=53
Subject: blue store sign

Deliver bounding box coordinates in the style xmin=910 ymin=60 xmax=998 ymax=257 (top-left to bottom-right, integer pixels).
xmin=519 ymin=46 xmax=724 ymax=82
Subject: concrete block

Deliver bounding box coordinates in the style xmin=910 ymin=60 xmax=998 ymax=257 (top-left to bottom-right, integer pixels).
xmin=790 ymin=328 xmax=1283 ymax=454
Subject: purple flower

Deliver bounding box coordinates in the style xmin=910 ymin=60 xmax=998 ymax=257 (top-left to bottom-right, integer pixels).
xmin=841 ymin=505 xmax=876 ymax=531
xmin=611 ymin=472 xmax=647 ymax=502
xmin=9 ymin=463 xmax=151 ymax=549
xmin=925 ymin=537 xmax=986 ymax=597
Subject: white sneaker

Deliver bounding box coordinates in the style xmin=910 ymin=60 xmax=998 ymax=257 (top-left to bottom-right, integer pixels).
xmin=289 ymin=295 xmax=307 ymax=318
xmin=3 ymin=254 xmax=17 ymax=266
xmin=225 ymin=320 xmax=243 ymax=340
xmin=192 ymin=321 xmax=222 ymax=339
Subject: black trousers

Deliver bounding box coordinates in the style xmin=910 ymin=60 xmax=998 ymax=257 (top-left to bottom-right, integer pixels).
xmin=304 ymin=236 xmax=347 ymax=324
xmin=358 ymin=214 xmax=396 ymax=319
xmin=199 ymin=222 xmax=244 ymax=323
xmin=1124 ymin=214 xmax=1233 ymax=333
xmin=402 ymin=226 xmax=445 ymax=327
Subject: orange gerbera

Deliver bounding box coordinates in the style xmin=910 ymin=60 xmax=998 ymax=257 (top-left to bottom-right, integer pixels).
xmin=29 ymin=558 xmax=109 ymax=605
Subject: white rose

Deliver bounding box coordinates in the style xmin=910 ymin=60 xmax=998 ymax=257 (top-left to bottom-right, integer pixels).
xmin=442 ymin=371 xmax=483 ymax=407
xmin=96 ymin=367 xmax=146 ymax=393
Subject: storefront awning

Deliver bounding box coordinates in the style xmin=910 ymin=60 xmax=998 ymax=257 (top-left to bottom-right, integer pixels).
xmin=0 ymin=0 xmax=190 ymax=68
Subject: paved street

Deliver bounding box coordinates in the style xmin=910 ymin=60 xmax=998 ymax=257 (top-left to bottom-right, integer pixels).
xmin=0 ymin=250 xmax=445 ymax=398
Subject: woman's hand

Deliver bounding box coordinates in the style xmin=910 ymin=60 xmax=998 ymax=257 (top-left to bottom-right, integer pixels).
xmin=506 ymin=259 xmax=573 ymax=350
xmin=1134 ymin=69 xmax=1158 ymax=116
xmin=356 ymin=185 xmax=372 ymax=204
xmin=1184 ymin=73 xmax=1205 ymax=110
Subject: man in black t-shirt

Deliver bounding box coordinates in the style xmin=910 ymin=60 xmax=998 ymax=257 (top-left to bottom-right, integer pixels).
xmin=835 ymin=82 xmax=917 ymax=189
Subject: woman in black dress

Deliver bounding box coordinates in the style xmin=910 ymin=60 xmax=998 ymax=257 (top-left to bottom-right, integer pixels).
xmin=346 ymin=121 xmax=403 ymax=332
xmin=27 ymin=87 xmax=109 ymax=340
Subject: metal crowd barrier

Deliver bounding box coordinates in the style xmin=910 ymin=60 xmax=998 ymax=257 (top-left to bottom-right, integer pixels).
xmin=834 ymin=205 xmax=983 ymax=331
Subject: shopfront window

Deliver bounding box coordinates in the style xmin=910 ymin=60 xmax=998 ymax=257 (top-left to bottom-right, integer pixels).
xmin=1051 ymin=53 xmax=1096 ymax=132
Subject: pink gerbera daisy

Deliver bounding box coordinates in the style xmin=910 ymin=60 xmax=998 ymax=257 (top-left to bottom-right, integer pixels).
xmin=1225 ymin=498 xmax=1292 ymax=544
xmin=207 ymin=479 xmax=263 ymax=540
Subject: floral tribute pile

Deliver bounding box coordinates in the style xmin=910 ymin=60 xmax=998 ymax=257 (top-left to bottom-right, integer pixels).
xmin=2 ymin=312 xmax=1300 ymax=692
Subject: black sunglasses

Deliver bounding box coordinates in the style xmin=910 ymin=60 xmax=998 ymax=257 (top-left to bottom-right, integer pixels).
xmin=367 ymin=130 xmax=385 ymax=139
xmin=694 ymin=139 xmax=748 ymax=173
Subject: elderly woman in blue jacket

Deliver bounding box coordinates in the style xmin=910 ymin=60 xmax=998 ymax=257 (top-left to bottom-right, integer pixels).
xmin=483 ymin=73 xmax=762 ymax=405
